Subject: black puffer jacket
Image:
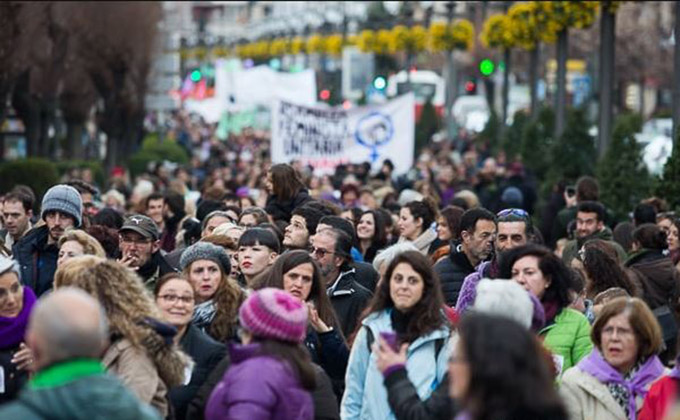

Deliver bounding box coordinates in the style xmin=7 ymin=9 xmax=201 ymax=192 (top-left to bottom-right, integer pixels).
xmin=434 ymin=243 xmax=476 ymax=306
xmin=265 ymin=189 xmax=312 ymax=222
xmin=0 ymin=343 xmax=29 ymax=405
xmin=328 ymin=269 xmax=373 ymax=338
xmin=13 ymin=225 xmax=58 ymax=297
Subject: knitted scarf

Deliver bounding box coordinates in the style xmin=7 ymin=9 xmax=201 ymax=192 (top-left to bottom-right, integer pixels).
xmin=0 ymin=287 xmax=37 ymax=349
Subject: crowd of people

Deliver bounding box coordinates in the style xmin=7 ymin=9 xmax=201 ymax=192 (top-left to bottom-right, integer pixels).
xmin=1 ymin=112 xmax=680 ymax=419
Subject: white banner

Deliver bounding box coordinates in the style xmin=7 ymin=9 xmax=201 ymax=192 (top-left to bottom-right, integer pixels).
xmin=234 ymin=66 xmax=317 ymax=106
xmin=271 ymin=93 xmax=415 ymax=175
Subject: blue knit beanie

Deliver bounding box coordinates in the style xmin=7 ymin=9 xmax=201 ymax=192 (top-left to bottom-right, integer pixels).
xmin=41 ymin=185 xmax=83 ymax=227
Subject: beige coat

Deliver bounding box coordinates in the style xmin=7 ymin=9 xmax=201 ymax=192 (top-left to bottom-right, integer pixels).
xmin=102 ymin=338 xmax=169 ymax=417
xmin=560 ymin=366 xmax=645 ymax=420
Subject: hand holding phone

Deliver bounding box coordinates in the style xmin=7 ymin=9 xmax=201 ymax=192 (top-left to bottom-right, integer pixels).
xmin=379 ymin=331 xmax=399 ymax=352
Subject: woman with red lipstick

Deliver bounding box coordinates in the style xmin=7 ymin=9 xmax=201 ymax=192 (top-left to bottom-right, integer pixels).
xmin=258 ymin=250 xmax=348 ymax=395
xmin=561 ymin=297 xmax=665 ymax=420
xmin=237 ymin=228 xmax=280 ymax=288
xmin=180 ymin=242 xmax=245 ymax=343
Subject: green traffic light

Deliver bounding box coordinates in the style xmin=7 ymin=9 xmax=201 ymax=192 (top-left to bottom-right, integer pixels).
xmin=190 ymin=70 xmax=202 ymax=82
xmin=479 ymin=59 xmax=495 ymax=77
xmin=373 ymin=76 xmax=387 ymax=90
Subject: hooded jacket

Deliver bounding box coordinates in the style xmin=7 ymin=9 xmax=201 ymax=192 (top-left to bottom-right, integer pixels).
xmin=0 ymin=359 xmax=160 ymax=420
xmin=434 ymin=243 xmax=477 ymax=306
xmin=13 ymin=225 xmax=58 ymax=297
xmin=341 ymin=309 xmax=452 ymax=420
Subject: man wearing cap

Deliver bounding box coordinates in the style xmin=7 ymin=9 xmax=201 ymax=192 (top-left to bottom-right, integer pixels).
xmin=14 ymin=185 xmax=83 ymax=297
xmin=118 ymin=214 xmax=176 ymax=290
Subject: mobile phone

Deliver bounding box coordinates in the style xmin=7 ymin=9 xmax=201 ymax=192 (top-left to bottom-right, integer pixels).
xmin=379 ymin=331 xmax=399 ymax=352
xmin=566 ymin=186 xmax=576 ymax=198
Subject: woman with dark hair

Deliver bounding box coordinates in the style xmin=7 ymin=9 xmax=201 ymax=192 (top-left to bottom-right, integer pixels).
xmin=265 ymin=163 xmax=311 ymax=222
xmin=666 ymin=217 xmax=680 ymax=268
xmin=180 ymin=242 xmax=245 ymax=343
xmin=451 ymin=314 xmax=568 ymax=420
xmin=341 ymin=251 xmax=452 ymax=419
xmin=562 ymin=298 xmax=665 ymax=420
xmin=397 ymin=199 xmax=439 ymax=255
xmin=356 ymin=210 xmax=388 ymax=264
xmin=238 ymin=207 xmax=269 ymax=228
xmin=500 ymin=244 xmax=592 ymax=376
xmin=574 ymin=239 xmax=641 ymax=299
xmin=153 ymin=273 xmax=226 ymax=419
xmin=341 ymin=207 xmax=363 ymax=228
xmin=205 ymin=288 xmax=316 ymax=420
xmin=625 ymin=223 xmax=680 ymax=363
xmin=431 ymin=205 xmax=464 ymax=264
xmin=237 ymin=227 xmax=280 ymax=288
xmin=257 ymin=250 xmax=349 ymax=396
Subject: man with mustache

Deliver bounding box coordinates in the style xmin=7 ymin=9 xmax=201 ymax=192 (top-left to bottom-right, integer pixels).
xmin=117 ymin=214 xmax=176 ymax=290
xmin=14 ymin=184 xmax=83 ymax=297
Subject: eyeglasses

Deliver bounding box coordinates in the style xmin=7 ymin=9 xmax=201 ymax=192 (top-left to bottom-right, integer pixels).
xmin=158 ymin=294 xmax=194 ymax=305
xmin=120 ymin=236 xmax=153 ymax=245
xmin=497 ymin=208 xmax=529 ymax=220
xmin=310 ymin=247 xmax=335 ymax=259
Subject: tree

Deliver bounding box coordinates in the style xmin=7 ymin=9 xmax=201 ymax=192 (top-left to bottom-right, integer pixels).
xmin=597 ymin=1 xmax=618 ymax=157
xmin=415 ymin=99 xmax=440 ymax=153
xmin=673 ymin=2 xmax=680 ymax=136
xmin=520 ymin=106 xmax=555 ymax=179
xmin=480 ymin=14 xmax=515 ymax=129
xmin=656 ymin=125 xmax=680 ymax=210
xmin=597 ymin=113 xmax=650 ymax=221
xmin=535 ymin=2 xmax=598 ymax=139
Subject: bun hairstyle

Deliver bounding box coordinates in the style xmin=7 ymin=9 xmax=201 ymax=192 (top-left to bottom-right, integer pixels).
xmin=632 ymin=223 xmax=668 ymax=251
xmin=404 ymin=197 xmax=438 ymax=231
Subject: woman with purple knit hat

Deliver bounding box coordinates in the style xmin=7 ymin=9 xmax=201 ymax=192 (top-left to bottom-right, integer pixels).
xmin=0 ymin=255 xmax=37 ymax=404
xmin=205 ymin=288 xmax=315 ymax=420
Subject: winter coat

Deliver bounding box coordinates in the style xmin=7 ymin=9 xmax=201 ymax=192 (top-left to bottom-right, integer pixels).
xmin=541 ymin=308 xmax=593 ymax=377
xmin=561 ymin=364 xmax=660 ymax=420
xmin=169 ymin=324 xmax=226 ymax=420
xmin=327 ymin=268 xmax=373 ymax=338
xmin=341 ymin=309 xmax=452 ymax=420
xmin=399 ymin=228 xmax=438 ymax=256
xmin=306 ymin=328 xmax=349 ymax=383
xmin=625 ymin=249 xmax=680 ymax=311
xmin=102 ymin=338 xmax=170 ymax=417
xmin=384 ymin=367 xmax=454 ymax=420
xmin=455 ymin=261 xmax=493 ymax=313
xmin=0 ymin=343 xmax=29 ymax=405
xmin=639 ymin=376 xmax=679 ymax=420
xmin=0 ymin=359 xmax=160 ymax=420
xmin=434 ymin=243 xmax=476 ymax=306
xmin=137 ymin=251 xmax=179 ymax=292
xmin=188 ymin=352 xmax=339 ymax=420
xmin=205 ymin=343 xmax=314 ymax=420
xmin=561 ymin=227 xmax=627 ymax=265
xmin=265 ymin=189 xmax=312 ymax=223
xmin=353 ymin=261 xmax=379 ymax=294
xmin=13 ymin=225 xmax=58 ymax=297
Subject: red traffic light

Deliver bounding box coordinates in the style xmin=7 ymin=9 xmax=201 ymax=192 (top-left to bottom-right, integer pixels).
xmin=320 ymin=89 xmax=331 ymax=100
xmin=464 ymin=81 xmax=476 ymax=93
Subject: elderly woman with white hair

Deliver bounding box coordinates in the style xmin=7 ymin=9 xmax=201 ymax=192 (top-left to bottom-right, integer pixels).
xmin=371 ymin=278 xmax=540 ymax=420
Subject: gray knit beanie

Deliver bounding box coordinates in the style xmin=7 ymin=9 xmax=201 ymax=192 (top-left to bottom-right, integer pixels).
xmin=41 ymin=185 xmax=83 ymax=227
xmin=179 ymin=242 xmax=231 ymax=274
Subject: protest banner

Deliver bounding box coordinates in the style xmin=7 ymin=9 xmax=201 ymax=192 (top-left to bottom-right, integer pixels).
xmin=271 ymin=93 xmax=415 ymax=175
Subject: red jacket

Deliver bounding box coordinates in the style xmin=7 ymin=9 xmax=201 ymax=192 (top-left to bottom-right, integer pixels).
xmin=640 ymin=376 xmax=679 ymax=420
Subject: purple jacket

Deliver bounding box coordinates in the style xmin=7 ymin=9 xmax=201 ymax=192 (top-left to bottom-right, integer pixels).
xmin=205 ymin=343 xmax=313 ymax=420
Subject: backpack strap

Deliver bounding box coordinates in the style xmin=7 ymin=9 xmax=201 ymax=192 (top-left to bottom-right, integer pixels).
xmin=365 ymin=326 xmax=374 ymax=353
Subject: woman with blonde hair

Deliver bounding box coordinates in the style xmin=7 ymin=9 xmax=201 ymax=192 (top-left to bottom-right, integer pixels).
xmin=180 ymin=241 xmax=245 ymax=342
xmin=57 ymin=229 xmax=106 ymax=267
xmin=54 ymin=256 xmax=188 ymax=417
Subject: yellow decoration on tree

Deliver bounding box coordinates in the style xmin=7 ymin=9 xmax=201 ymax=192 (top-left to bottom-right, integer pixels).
xmin=269 ymin=38 xmax=288 ymax=57
xmin=290 ymin=37 xmax=305 ymax=55
xmin=429 ymin=19 xmax=474 ymax=52
xmin=325 ymin=34 xmax=343 ymax=56
xmin=507 ymin=2 xmax=557 ymax=50
xmin=480 ymin=14 xmax=515 ymax=49
xmin=535 ymin=1 xmax=599 ymax=31
xmin=389 ymin=25 xmax=427 ymax=54
xmin=306 ymin=34 xmax=326 ymax=54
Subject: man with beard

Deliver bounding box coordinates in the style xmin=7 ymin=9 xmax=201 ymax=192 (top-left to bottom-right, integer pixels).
xmin=310 ymin=228 xmax=372 ymax=337
xmin=434 ymin=208 xmax=497 ymax=306
xmin=455 ymin=208 xmax=532 ymax=313
xmin=14 ymin=185 xmax=82 ymax=296
xmin=117 ymin=214 xmax=176 ymax=290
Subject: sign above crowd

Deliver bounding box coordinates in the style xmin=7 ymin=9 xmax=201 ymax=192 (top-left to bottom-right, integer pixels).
xmin=271 ymin=93 xmax=415 ymax=175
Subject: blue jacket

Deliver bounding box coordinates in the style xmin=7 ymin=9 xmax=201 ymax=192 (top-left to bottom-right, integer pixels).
xmin=13 ymin=225 xmax=58 ymax=297
xmin=341 ymin=309 xmax=452 ymax=420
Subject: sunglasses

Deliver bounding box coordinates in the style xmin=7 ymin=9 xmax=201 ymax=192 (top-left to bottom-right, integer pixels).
xmin=497 ymin=208 xmax=529 ymax=220
xmin=310 ymin=247 xmax=335 ymax=259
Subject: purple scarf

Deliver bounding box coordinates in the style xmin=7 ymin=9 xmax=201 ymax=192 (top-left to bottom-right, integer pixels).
xmin=0 ymin=287 xmax=36 ymax=349
xmin=668 ymin=362 xmax=680 ymax=379
xmin=578 ymin=349 xmax=664 ymax=420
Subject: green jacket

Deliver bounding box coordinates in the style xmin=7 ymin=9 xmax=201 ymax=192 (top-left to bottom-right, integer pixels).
xmin=540 ymin=308 xmax=593 ymax=377
xmin=561 ymin=227 xmax=627 ymax=265
xmin=0 ymin=359 xmax=160 ymax=420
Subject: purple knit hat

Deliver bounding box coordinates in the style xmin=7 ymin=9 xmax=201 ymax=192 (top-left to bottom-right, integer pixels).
xmin=239 ymin=288 xmax=308 ymax=343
